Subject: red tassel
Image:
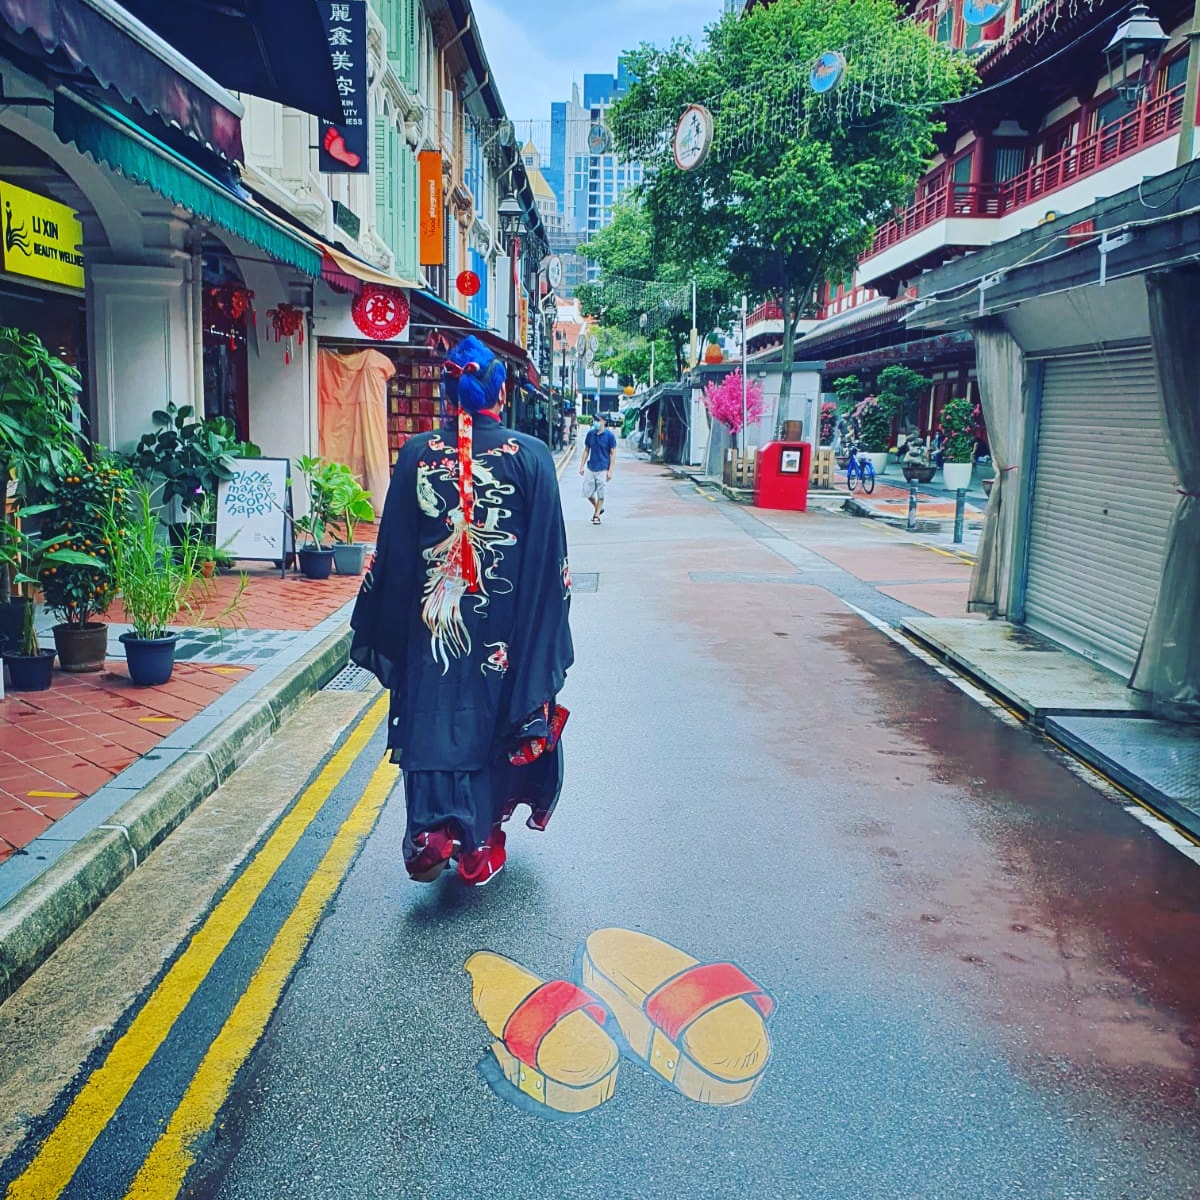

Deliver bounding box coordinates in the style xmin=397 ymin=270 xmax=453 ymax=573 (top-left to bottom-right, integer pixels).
xmin=457 ymin=409 xmax=478 ymax=593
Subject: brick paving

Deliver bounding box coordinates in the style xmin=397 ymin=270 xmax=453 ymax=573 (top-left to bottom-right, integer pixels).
xmin=0 ymin=536 xmax=377 ymax=863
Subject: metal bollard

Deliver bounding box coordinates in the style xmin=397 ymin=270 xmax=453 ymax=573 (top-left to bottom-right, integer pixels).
xmin=953 ymin=488 xmax=965 ymax=544
xmin=907 ymin=480 xmax=918 ymax=532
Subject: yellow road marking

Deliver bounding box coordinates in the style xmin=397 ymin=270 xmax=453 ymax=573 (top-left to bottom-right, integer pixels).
xmin=27 ymin=791 xmax=79 ymax=800
xmin=5 ymin=694 xmax=388 ymax=1200
xmin=209 ymin=667 xmax=247 ymax=675
xmin=137 ymin=717 xmax=178 ymax=724
xmin=124 ymin=756 xmax=395 ymax=1197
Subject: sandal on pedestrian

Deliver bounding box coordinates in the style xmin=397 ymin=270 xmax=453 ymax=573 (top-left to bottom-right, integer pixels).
xmin=591 ymin=515 xmax=600 ymax=525
xmin=579 ymin=928 xmax=774 ymax=1106
xmin=465 ymin=951 xmax=619 ymax=1113
xmin=405 ymin=827 xmax=458 ymax=882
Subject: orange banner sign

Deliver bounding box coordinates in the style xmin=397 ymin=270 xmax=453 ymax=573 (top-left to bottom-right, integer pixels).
xmin=418 ymin=151 xmax=444 ymax=266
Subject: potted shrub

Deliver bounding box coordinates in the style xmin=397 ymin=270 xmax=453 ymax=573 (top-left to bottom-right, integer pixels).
xmin=939 ymin=395 xmax=977 ymax=491
xmin=289 ymin=456 xmax=338 ymax=580
xmin=105 ymin=484 xmax=244 ymax=686
xmin=41 ymin=458 xmax=131 ymax=672
xmin=0 ymin=511 xmax=102 ymax=691
xmin=326 ymin=464 xmax=376 ymax=575
xmin=852 ymin=395 xmax=895 ymax=478
xmin=128 ymin=401 xmax=260 ymax=540
xmin=0 ymin=328 xmax=85 ymax=644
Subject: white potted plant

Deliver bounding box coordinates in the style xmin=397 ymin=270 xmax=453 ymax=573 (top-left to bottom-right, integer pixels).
xmin=939 ymin=396 xmax=976 ymax=492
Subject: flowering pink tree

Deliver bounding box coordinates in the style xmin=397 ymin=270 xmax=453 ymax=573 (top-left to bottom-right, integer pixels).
xmin=702 ymin=371 xmax=764 ymax=434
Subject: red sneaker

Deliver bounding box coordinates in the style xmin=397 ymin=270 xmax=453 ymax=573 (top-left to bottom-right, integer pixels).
xmin=406 ymin=827 xmax=458 ymax=882
xmin=458 ymin=830 xmax=507 ymax=886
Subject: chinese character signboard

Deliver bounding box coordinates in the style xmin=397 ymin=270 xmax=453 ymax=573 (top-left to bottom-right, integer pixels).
xmin=318 ymin=2 xmax=368 ymax=174
xmin=0 ymin=181 xmax=84 ymax=289
xmin=418 ymin=151 xmax=444 ymax=265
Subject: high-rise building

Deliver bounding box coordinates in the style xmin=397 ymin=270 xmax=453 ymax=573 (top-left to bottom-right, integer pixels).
xmin=542 ymin=62 xmax=644 ymax=293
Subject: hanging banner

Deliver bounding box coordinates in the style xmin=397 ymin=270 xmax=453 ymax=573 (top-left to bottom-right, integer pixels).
xmin=318 ymin=2 xmax=369 ymax=174
xmin=0 ymin=181 xmax=84 ymax=290
xmin=419 ymin=150 xmax=444 ymax=265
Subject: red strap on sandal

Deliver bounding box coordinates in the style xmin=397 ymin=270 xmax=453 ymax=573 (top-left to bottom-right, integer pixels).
xmin=503 ymin=980 xmax=608 ymax=1068
xmin=644 ymin=962 xmax=774 ymax=1044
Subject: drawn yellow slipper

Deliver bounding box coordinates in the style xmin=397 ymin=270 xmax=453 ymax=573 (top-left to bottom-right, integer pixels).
xmin=580 ymin=928 xmax=775 ymax=1106
xmin=465 ymin=951 xmax=619 ymax=1114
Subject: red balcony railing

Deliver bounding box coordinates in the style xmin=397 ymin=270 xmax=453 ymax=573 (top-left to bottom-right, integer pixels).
xmin=863 ymin=84 xmax=1185 ymax=261
xmin=747 ymin=299 xmax=784 ymax=326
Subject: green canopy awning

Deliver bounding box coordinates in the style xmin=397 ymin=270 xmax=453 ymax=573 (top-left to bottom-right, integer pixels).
xmin=54 ymin=94 xmax=321 ymax=278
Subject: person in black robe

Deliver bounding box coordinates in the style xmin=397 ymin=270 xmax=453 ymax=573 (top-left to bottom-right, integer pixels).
xmin=349 ymin=336 xmax=573 ymax=886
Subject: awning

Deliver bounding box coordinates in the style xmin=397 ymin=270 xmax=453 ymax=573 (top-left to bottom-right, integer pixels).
xmin=411 ymin=289 xmax=536 ymax=375
xmin=54 ymin=92 xmax=321 ymax=277
xmin=116 ymin=0 xmax=343 ymax=124
xmin=0 ymin=0 xmax=244 ymax=161
xmin=318 ymin=243 xmax=422 ymax=294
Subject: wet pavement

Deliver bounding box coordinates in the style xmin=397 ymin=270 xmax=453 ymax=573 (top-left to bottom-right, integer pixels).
xmin=194 ymin=463 xmax=1200 ymax=1196
xmin=2 ymin=456 xmax=1199 ymax=1199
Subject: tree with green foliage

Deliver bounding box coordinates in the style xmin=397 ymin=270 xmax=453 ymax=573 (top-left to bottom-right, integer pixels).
xmin=592 ymin=325 xmax=675 ymax=388
xmin=874 ymin=364 xmax=930 ymax=431
xmin=611 ymin=0 xmax=972 ymax=413
xmin=576 ymin=199 xmax=734 ymax=377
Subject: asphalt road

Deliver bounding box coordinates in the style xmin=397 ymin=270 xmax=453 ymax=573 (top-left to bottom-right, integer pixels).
xmin=7 ymin=456 xmax=1200 ymax=1199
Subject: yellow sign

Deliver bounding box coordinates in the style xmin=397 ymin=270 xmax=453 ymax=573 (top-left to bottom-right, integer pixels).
xmin=0 ymin=180 xmax=85 ymax=290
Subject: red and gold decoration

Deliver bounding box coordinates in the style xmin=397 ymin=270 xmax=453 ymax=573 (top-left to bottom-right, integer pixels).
xmin=456 ymin=270 xmax=481 ymax=297
xmin=204 ymin=284 xmax=255 ymax=350
xmin=351 ymin=284 xmax=410 ymax=340
xmin=266 ymin=302 xmax=306 ymax=365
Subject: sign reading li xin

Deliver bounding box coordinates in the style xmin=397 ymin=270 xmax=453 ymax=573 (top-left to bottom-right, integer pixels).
xmin=0 ymin=181 xmax=84 ymax=289
xmin=318 ymin=2 xmax=368 ymax=174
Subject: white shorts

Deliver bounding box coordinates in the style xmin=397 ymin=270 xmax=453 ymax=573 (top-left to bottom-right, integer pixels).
xmin=582 ymin=469 xmax=607 ymax=501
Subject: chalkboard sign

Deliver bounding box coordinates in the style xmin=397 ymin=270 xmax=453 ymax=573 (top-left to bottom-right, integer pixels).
xmin=216 ymin=458 xmax=293 ymax=567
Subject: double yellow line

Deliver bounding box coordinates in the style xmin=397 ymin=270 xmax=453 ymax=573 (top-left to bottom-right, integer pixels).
xmin=8 ymin=695 xmax=391 ymax=1200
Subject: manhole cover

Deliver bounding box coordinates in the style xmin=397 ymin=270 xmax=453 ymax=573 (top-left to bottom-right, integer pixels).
xmin=323 ymin=664 xmax=378 ymax=692
xmin=571 ymin=572 xmax=599 ymax=593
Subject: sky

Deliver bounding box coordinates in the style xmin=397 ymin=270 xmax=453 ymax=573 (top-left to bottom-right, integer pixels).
xmin=472 ymin=0 xmax=724 ymax=129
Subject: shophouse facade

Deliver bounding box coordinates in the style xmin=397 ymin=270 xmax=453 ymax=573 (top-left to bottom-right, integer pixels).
xmin=745 ymin=0 xmax=1199 ymax=713
xmin=0 ymin=0 xmax=550 ymax=533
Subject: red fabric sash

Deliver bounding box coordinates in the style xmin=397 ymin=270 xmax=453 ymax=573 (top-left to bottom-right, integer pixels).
xmin=503 ymin=980 xmax=608 ymax=1068
xmin=454 ymin=408 xmax=479 ymax=593
xmin=644 ymin=962 xmax=774 ymax=1043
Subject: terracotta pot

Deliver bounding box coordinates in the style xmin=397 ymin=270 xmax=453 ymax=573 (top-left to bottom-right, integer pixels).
xmin=52 ymin=622 xmax=109 ymax=673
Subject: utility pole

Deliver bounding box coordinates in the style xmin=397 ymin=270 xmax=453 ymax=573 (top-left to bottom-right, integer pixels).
xmin=740 ymin=294 xmax=748 ymax=453
xmin=1178 ymin=0 xmax=1200 ymax=166
xmin=689 ymin=275 xmax=698 ymax=369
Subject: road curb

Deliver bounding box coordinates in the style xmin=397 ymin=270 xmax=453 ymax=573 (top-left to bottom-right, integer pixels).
xmin=0 ymin=624 xmax=352 ymax=1005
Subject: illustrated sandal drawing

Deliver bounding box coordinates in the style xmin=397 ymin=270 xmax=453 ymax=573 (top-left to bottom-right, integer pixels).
xmin=465 ymin=952 xmax=619 ymax=1114
xmin=580 ymin=928 xmax=774 ymax=1106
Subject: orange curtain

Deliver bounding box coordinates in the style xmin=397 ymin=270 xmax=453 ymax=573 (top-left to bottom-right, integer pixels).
xmin=317 ymin=348 xmax=395 ymax=509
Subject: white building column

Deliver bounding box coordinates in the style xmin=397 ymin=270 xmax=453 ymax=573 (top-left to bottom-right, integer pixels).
xmin=89 ymin=263 xmax=194 ymax=453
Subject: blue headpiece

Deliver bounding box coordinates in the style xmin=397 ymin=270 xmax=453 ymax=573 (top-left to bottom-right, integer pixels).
xmin=442 ymin=335 xmax=507 ymax=414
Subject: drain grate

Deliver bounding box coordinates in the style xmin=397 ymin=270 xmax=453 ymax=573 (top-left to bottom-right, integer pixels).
xmin=323 ymin=664 xmax=378 ymax=692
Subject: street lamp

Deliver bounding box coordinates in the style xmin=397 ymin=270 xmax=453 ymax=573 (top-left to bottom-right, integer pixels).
xmin=497 ymin=191 xmax=523 ymax=347
xmin=1103 ymin=3 xmax=1168 ymax=108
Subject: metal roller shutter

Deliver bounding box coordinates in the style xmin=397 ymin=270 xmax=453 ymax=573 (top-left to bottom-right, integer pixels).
xmin=1025 ymin=347 xmax=1179 ymax=675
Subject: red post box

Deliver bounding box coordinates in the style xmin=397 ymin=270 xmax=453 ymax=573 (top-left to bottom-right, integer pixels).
xmin=755 ymin=441 xmax=811 ymax=511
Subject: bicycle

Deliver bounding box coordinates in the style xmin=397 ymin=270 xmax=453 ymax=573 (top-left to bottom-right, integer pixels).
xmin=844 ymin=442 xmax=875 ymax=494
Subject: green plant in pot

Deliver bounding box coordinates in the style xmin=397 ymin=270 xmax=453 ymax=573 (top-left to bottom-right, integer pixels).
xmin=0 ymin=327 xmax=85 ymax=642
xmin=128 ymin=402 xmax=260 ymax=540
xmin=939 ymin=395 xmax=977 ymax=491
xmin=40 ymin=458 xmax=131 ymax=672
xmin=0 ymin=510 xmax=103 ymax=691
xmin=325 ymin=463 xmax=375 ymax=575
xmin=288 ymin=456 xmax=339 ymax=580
xmin=105 ymin=483 xmax=245 ymax=686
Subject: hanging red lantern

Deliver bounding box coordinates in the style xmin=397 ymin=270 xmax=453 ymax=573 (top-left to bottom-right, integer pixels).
xmin=204 ymin=284 xmax=255 ymax=350
xmin=456 ymin=270 xmax=481 ymax=297
xmin=267 ymin=302 xmax=306 ymax=364
xmin=351 ymin=284 xmax=410 ymax=340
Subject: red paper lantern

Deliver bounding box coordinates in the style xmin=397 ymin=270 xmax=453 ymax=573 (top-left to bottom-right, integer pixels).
xmin=456 ymin=270 xmax=481 ymax=297
xmin=351 ymin=285 xmax=410 ymax=340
